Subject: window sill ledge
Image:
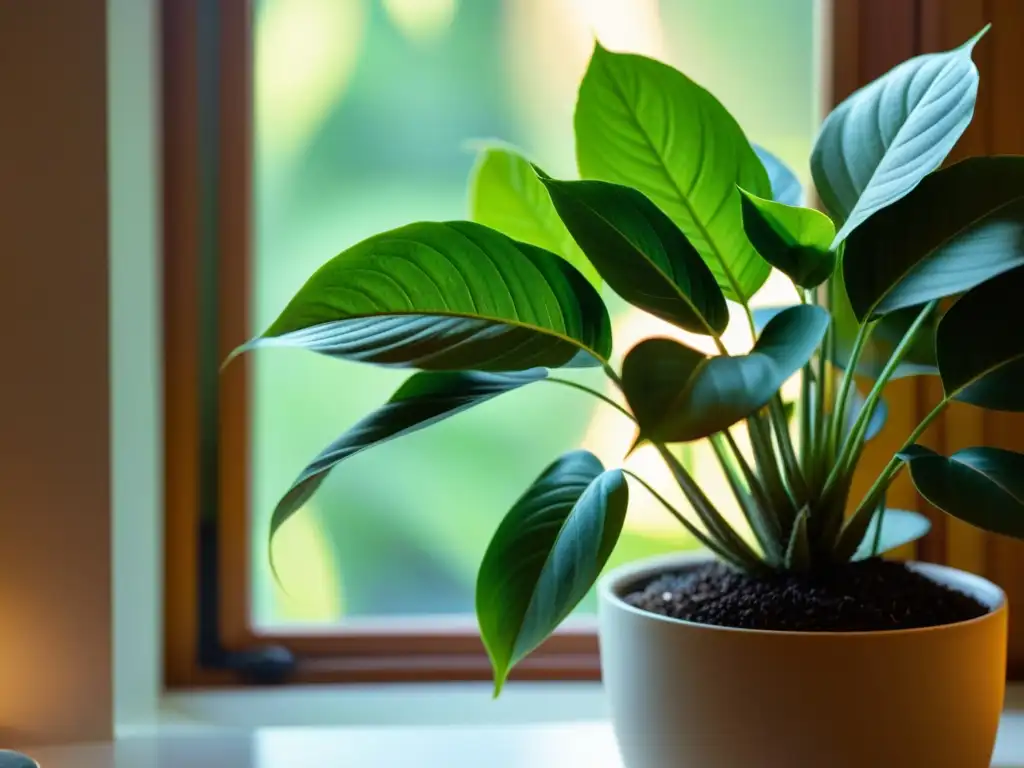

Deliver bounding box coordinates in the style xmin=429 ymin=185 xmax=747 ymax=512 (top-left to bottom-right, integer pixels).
xmin=22 ymin=687 xmax=1024 ymax=768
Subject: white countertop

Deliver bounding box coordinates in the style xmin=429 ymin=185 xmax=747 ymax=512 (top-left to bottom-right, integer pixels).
xmin=18 ymin=718 xmax=1024 ymax=768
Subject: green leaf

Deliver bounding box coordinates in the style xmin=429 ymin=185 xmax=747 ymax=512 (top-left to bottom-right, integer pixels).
xmin=852 ymin=509 xmax=931 ymax=560
xmin=900 ymin=445 xmax=1024 ymax=539
xmin=753 ymin=144 xmax=803 ymax=207
xmin=268 ymin=369 xmax=546 ymax=550
xmin=574 ymin=43 xmax=771 ymax=303
xmin=622 ymin=305 xmax=829 ymax=442
xmin=812 ymin=27 xmax=987 ymax=245
xmin=238 ymin=221 xmax=612 ymax=371
xmin=467 ymin=142 xmax=601 ymax=287
xmin=936 ymin=265 xmax=1024 ymax=411
xmin=477 ymin=452 xmax=628 ymax=694
xmin=539 ymin=175 xmax=728 ymax=335
xmin=843 ymin=156 xmax=1024 ymax=321
xmin=739 ymin=189 xmax=836 ymax=289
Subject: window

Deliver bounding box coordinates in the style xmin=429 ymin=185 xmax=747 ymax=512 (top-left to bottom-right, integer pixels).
xmin=164 ymin=0 xmax=1024 ymax=687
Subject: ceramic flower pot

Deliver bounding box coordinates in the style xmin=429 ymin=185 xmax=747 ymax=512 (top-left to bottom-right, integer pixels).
xmin=598 ymin=552 xmax=1007 ymax=768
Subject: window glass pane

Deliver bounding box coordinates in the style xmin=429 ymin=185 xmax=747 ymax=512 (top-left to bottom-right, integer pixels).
xmin=252 ymin=0 xmax=821 ymax=628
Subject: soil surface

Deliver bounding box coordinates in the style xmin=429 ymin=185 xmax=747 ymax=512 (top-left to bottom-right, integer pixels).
xmin=623 ymin=559 xmax=988 ymax=632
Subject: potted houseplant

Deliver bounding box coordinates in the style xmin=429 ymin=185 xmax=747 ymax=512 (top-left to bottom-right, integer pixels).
xmin=236 ymin=25 xmax=1023 ymax=767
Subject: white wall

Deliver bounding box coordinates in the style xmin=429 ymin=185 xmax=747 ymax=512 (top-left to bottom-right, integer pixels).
xmin=108 ymin=0 xmax=164 ymax=730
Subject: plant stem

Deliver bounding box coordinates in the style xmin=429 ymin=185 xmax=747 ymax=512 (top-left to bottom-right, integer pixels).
xmin=799 ymin=362 xmax=813 ymax=478
xmin=544 ymin=377 xmax=635 ymax=422
xmin=622 ymin=471 xmax=751 ymax=571
xmin=713 ymin=432 xmax=782 ymax=563
xmin=655 ymin=443 xmax=764 ymax=571
xmin=769 ymin=396 xmax=806 ymax=502
xmin=824 ymin=300 xmax=938 ymax=496
xmin=830 ymin=318 xmax=875 ymax=455
xmin=835 ymin=397 xmax=948 ymax=559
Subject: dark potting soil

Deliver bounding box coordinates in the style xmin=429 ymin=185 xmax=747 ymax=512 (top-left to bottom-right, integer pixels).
xmin=623 ymin=559 xmax=988 ymax=632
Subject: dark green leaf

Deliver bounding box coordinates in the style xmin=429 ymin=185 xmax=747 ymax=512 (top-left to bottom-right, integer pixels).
xmin=843 ymin=156 xmax=1024 ymax=320
xmin=852 ymin=509 xmax=931 ymax=560
xmin=739 ymin=189 xmax=836 ymax=289
xmin=539 ymin=175 xmax=728 ymax=336
xmin=937 ymin=265 xmax=1024 ymax=410
xmin=812 ymin=28 xmax=987 ymax=245
xmin=900 ymin=445 xmax=1024 ymax=539
xmin=622 ymin=305 xmax=829 ymax=442
xmin=753 ymin=144 xmax=803 ymax=207
xmin=237 ymin=221 xmax=612 ymax=371
xmin=574 ymin=43 xmax=771 ymax=303
xmin=467 ymin=142 xmax=601 ymax=287
xmin=268 ymin=369 xmax=546 ymax=548
xmin=477 ymin=452 xmax=628 ymax=693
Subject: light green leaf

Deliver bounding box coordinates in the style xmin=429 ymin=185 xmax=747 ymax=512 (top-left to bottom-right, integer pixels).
xmin=477 ymin=452 xmax=628 ymax=694
xmin=754 ymin=144 xmax=803 ymax=207
xmin=237 ymin=221 xmax=612 ymax=371
xmin=900 ymin=445 xmax=1024 ymax=539
xmin=539 ymin=175 xmax=728 ymax=336
xmin=843 ymin=156 xmax=1024 ymax=321
xmin=266 ymin=369 xmax=546 ymax=554
xmin=739 ymin=189 xmax=836 ymax=289
xmin=813 ymin=27 xmax=987 ymax=245
xmin=936 ymin=265 xmax=1024 ymax=411
xmin=574 ymin=43 xmax=771 ymax=303
xmin=622 ymin=305 xmax=829 ymax=442
xmin=853 ymin=509 xmax=932 ymax=560
xmin=467 ymin=142 xmax=601 ymax=287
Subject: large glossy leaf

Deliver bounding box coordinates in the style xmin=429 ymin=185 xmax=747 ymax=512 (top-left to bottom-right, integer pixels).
xmin=843 ymin=157 xmax=1024 ymax=320
xmin=936 ymin=265 xmax=1024 ymax=410
xmin=467 ymin=143 xmax=601 ymax=287
xmin=237 ymin=221 xmax=612 ymax=371
xmin=754 ymin=144 xmax=803 ymax=207
xmin=268 ymin=369 xmax=546 ymax=547
xmin=739 ymin=189 xmax=836 ymax=289
xmin=574 ymin=43 xmax=771 ymax=303
xmin=812 ymin=28 xmax=986 ymax=245
xmin=622 ymin=305 xmax=829 ymax=442
xmin=539 ymin=175 xmax=728 ymax=336
xmin=852 ymin=509 xmax=931 ymax=560
xmin=900 ymin=445 xmax=1024 ymax=538
xmin=477 ymin=452 xmax=628 ymax=694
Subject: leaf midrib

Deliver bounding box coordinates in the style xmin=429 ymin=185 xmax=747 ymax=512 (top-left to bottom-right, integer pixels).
xmin=566 ymin=192 xmax=721 ymax=337
xmin=862 ymin=194 xmax=1024 ymax=319
xmin=598 ymin=60 xmax=749 ymax=303
xmin=949 ymin=452 xmax=1024 ymax=507
xmin=262 ymin=308 xmax=610 ymax=364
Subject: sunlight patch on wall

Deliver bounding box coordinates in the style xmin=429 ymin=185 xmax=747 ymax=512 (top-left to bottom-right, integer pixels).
xmin=383 ymin=0 xmax=458 ymax=44
xmin=256 ymin=0 xmax=367 ymax=159
xmin=270 ymin=503 xmax=343 ymax=622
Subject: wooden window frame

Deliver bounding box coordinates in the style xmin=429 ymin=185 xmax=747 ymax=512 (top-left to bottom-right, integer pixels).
xmin=163 ymin=0 xmax=1024 ymax=688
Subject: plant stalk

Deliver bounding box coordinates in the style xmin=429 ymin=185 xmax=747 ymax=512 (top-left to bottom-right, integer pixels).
xmin=544 ymin=377 xmax=636 ymax=422
xmin=830 ymin=318 xmax=875 ymax=455
xmin=713 ymin=432 xmax=783 ymax=563
xmin=825 ymin=300 xmax=938 ymax=496
xmin=622 ymin=469 xmax=752 ymax=571
xmin=834 ymin=397 xmax=948 ymax=559
xmin=769 ymin=395 xmax=807 ymax=503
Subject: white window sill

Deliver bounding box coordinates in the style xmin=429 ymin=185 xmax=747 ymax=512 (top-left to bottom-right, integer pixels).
xmin=23 ymin=684 xmax=1024 ymax=767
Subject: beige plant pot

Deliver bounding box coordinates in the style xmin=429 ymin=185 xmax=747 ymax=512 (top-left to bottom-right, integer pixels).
xmin=598 ymin=552 xmax=1007 ymax=768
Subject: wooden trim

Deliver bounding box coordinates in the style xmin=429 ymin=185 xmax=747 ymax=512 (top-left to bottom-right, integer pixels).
xmin=162 ymin=0 xmax=203 ymax=687
xmin=216 ymin=0 xmax=255 ymax=653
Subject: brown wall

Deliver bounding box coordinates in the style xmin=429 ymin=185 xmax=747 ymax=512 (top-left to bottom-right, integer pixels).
xmin=0 ymin=0 xmax=113 ymax=745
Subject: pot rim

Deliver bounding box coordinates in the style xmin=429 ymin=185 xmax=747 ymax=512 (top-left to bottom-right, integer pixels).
xmin=598 ymin=551 xmax=1007 ymax=638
